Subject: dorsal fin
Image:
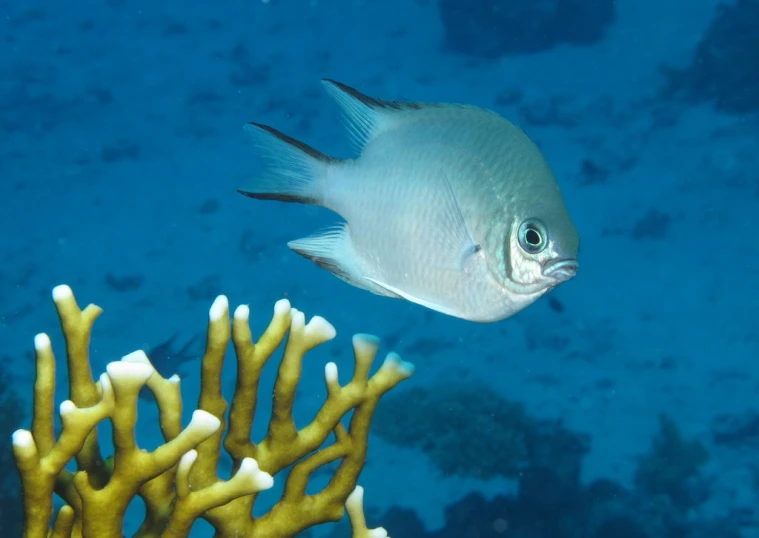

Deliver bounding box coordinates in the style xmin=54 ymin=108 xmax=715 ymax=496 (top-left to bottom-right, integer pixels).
xmin=321 ymin=79 xmax=425 ymax=151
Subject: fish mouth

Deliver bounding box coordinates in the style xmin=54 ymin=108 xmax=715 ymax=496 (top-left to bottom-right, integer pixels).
xmin=542 ymin=258 xmax=579 ymax=282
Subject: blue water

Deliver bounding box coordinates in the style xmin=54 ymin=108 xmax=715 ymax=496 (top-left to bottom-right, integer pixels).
xmin=1 ymin=1 xmax=758 ymax=536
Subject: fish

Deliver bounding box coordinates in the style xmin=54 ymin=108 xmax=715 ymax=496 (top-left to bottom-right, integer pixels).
xmin=239 ymin=79 xmax=579 ymax=323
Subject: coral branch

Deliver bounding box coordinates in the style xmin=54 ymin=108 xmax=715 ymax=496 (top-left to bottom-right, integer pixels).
xmin=346 ymin=486 xmax=388 ymax=538
xmin=13 ymin=285 xmax=410 ymax=538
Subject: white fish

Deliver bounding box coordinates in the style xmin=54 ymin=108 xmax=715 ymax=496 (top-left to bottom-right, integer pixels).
xmin=240 ymin=80 xmax=579 ymax=322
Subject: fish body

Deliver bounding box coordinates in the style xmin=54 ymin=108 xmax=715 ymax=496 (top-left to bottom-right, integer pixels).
xmin=240 ymin=80 xmax=579 ymax=322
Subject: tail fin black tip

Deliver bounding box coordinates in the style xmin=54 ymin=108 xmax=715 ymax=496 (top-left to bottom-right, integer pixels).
xmin=244 ymin=122 xmax=336 ymax=164
xmin=237 ymin=189 xmax=317 ymax=204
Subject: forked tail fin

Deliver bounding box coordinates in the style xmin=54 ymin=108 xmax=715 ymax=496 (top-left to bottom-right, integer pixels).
xmin=239 ymin=122 xmax=338 ymax=206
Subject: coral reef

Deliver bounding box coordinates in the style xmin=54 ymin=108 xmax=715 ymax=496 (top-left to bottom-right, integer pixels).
xmin=712 ymin=409 xmax=759 ymax=445
xmin=370 ymin=481 xmax=741 ymax=538
xmin=12 ymin=285 xmax=413 ymax=537
xmin=373 ymin=383 xmax=589 ymax=481
xmin=374 ymin=383 xmax=530 ymax=478
xmin=366 ymin=405 xmax=736 ymax=538
xmin=437 ymin=0 xmax=616 ymax=57
xmin=661 ymin=0 xmax=759 ymax=113
xmin=634 ymin=413 xmax=710 ymax=511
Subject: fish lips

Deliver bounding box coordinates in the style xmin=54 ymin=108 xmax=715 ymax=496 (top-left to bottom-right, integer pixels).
xmin=542 ymin=258 xmax=579 ymax=283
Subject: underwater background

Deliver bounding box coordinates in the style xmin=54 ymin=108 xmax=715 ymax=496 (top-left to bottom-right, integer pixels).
xmin=1 ymin=0 xmax=758 ymax=536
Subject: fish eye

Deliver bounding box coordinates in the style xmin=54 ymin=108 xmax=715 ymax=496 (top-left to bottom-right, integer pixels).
xmin=518 ymin=220 xmax=547 ymax=254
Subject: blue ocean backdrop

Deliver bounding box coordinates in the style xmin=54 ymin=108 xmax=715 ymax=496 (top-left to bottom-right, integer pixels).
xmin=1 ymin=0 xmax=758 ymax=536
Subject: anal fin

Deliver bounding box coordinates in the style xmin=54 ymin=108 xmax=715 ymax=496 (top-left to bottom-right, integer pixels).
xmin=364 ymin=277 xmax=461 ymax=317
xmin=287 ymin=224 xmax=368 ymax=290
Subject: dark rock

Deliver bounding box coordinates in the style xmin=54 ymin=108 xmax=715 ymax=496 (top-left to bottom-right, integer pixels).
xmin=104 ymin=272 xmax=144 ymax=292
xmin=661 ymin=0 xmax=759 ymax=113
xmin=438 ymin=0 xmax=616 ymax=57
xmin=712 ymin=411 xmax=759 ymax=445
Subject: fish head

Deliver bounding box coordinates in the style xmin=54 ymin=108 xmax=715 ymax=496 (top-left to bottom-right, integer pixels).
xmin=501 ymin=207 xmax=579 ymax=297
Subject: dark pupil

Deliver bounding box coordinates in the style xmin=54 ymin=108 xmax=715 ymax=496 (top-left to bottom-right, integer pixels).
xmin=526 ymin=228 xmax=541 ymax=246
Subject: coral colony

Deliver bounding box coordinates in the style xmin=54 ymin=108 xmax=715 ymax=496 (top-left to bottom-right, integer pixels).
xmin=12 ymin=285 xmax=413 ymax=537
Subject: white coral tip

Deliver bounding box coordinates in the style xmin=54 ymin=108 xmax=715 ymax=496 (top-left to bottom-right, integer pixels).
xmin=274 ymin=298 xmax=291 ymax=316
xmin=189 ymin=409 xmax=221 ymax=436
xmin=353 ymin=334 xmax=380 ymax=355
xmin=383 ymin=352 xmax=415 ymax=377
xmin=34 ymin=333 xmax=51 ymax=351
xmin=106 ymin=361 xmax=153 ymax=385
xmin=12 ymin=429 xmax=33 ymax=448
xmin=346 ymin=486 xmax=388 ymax=538
xmin=209 ymin=295 xmax=229 ymax=322
xmin=305 ymin=315 xmax=336 ymax=340
xmin=325 ymin=362 xmax=338 ymax=384
xmin=178 ymin=449 xmax=198 ymax=473
xmin=291 ymin=309 xmax=305 ymax=330
xmin=347 ymin=485 xmax=364 ymax=507
xmin=52 ymin=285 xmax=73 ymax=301
xmin=368 ymin=528 xmax=388 ymax=538
xmin=234 ymin=304 xmax=250 ymax=321
xmin=238 ymin=457 xmax=274 ymax=490
xmin=59 ymin=400 xmax=76 ymax=416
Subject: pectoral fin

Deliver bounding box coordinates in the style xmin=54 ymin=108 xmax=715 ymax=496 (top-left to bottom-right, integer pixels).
xmin=426 ymin=172 xmax=482 ymax=273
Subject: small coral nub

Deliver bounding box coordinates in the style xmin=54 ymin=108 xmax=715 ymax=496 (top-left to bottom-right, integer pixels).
xmin=305 ymin=315 xmax=336 ymax=340
xmin=209 ymin=295 xmax=229 ymax=321
xmin=234 ymin=304 xmax=250 ymax=321
xmin=52 ymin=284 xmax=73 ymax=301
xmin=12 ymin=429 xmax=33 ymax=448
xmin=34 ymin=333 xmax=51 ymax=351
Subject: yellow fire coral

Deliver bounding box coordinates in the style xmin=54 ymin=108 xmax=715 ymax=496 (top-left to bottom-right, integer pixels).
xmin=12 ymin=285 xmax=412 ymax=538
